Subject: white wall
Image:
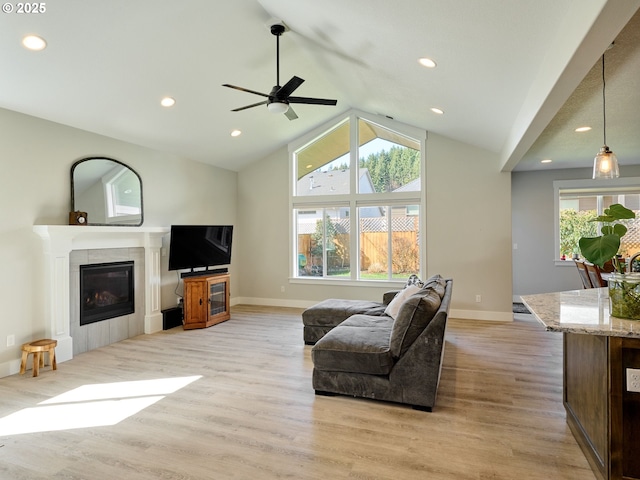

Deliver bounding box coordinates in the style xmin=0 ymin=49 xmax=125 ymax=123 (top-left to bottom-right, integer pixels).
xmin=0 ymin=108 xmax=237 ymax=377
xmin=512 ymin=165 xmax=640 ymax=296
xmin=426 ymin=133 xmax=512 ymax=320
xmin=236 ymin=132 xmax=513 ymax=321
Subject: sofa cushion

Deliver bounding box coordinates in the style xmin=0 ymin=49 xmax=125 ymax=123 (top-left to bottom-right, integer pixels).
xmin=302 ymin=299 xmax=386 ymax=327
xmin=311 ymin=314 xmax=395 ymax=375
xmin=420 ymin=275 xmax=447 ymax=299
xmin=384 ymin=284 xmax=421 ymax=320
xmin=340 ymin=314 xmax=394 ymax=328
xmin=389 ymin=288 xmax=442 ymax=358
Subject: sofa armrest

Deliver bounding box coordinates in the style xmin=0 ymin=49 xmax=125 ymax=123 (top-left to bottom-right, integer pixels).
xmin=383 ymin=290 xmax=401 ymax=305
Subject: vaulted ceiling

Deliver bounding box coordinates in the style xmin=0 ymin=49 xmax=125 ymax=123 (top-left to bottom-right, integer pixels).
xmin=0 ymin=0 xmax=638 ymax=172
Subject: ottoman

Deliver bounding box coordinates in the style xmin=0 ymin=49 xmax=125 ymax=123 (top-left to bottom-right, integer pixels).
xmin=302 ymin=298 xmax=387 ymax=344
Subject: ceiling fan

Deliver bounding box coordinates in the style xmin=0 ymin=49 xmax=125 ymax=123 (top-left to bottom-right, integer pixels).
xmin=222 ymin=23 xmax=337 ymax=120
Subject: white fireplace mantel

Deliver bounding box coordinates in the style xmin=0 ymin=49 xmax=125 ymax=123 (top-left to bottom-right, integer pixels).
xmin=33 ymin=225 xmax=170 ymax=363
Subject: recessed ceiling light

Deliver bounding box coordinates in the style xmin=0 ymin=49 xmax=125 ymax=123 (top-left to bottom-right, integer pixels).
xmin=306 ymin=164 xmax=313 ymax=169
xmin=541 ymin=159 xmax=553 ymax=164
xmin=418 ymin=57 xmax=437 ymax=68
xmin=430 ymin=107 xmax=444 ymax=115
xmin=575 ymin=126 xmax=592 ymax=132
xmin=160 ymin=97 xmax=176 ymax=107
xmin=22 ymin=35 xmax=47 ymax=51
xmin=230 ymin=129 xmax=242 ymax=137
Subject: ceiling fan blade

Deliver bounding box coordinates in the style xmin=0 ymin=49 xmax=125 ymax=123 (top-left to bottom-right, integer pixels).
xmin=222 ymin=84 xmax=269 ymax=98
xmin=276 ymin=76 xmax=305 ymax=99
xmin=288 ymin=96 xmax=337 ymax=106
xmin=232 ymin=100 xmax=268 ymax=112
xmin=285 ymin=106 xmax=298 ymax=121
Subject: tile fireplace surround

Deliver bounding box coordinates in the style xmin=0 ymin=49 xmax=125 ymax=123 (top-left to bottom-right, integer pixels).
xmin=33 ymin=225 xmax=169 ymax=364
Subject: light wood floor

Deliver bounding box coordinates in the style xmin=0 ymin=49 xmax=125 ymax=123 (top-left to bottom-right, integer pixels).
xmin=0 ymin=306 xmax=595 ymax=480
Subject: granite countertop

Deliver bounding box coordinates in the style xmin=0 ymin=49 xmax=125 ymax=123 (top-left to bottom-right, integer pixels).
xmin=521 ymin=287 xmax=640 ymax=338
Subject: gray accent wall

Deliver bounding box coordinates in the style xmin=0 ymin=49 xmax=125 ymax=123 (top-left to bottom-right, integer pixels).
xmin=512 ymin=165 xmax=640 ymax=297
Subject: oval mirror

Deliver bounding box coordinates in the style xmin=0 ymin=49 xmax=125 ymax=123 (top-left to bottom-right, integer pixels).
xmin=71 ymin=157 xmax=143 ymax=226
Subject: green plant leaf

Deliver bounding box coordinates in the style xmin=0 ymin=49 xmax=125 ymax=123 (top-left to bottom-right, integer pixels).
xmin=592 ymin=214 xmax=616 ymax=223
xmin=606 ymin=204 xmax=636 ymax=220
xmin=613 ymin=223 xmax=628 ymax=237
xmin=579 ymin=234 xmax=621 ymax=268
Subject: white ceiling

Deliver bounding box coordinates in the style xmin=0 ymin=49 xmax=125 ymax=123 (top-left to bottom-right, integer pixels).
xmin=0 ymin=0 xmax=638 ymax=172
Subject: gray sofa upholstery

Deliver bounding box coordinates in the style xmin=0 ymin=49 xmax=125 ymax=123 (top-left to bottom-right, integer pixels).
xmin=310 ymin=277 xmax=452 ymax=411
xmin=302 ymin=297 xmax=393 ymax=345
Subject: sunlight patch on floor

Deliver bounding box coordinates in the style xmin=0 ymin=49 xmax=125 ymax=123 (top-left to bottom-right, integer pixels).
xmin=0 ymin=375 xmax=201 ymax=436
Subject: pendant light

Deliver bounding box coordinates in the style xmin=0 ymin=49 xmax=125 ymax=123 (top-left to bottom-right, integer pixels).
xmin=593 ymin=53 xmax=619 ymax=179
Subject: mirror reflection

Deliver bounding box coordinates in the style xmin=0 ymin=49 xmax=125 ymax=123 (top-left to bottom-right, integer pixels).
xmin=71 ymin=157 xmax=143 ymax=226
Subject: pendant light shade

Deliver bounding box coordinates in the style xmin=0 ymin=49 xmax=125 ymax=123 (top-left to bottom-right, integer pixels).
xmin=593 ymin=145 xmax=619 ymax=179
xmin=593 ymin=53 xmax=619 ymax=179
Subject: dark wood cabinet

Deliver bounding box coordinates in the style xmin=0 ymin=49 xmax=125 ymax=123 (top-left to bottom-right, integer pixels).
xmin=183 ymin=273 xmax=230 ymax=329
xmin=564 ymin=333 xmax=640 ymax=480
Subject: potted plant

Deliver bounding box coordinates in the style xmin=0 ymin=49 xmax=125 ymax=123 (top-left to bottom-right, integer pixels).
xmin=578 ymin=203 xmax=640 ymax=319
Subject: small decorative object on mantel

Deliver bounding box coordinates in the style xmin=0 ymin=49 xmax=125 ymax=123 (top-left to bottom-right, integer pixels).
xmin=578 ymin=204 xmax=640 ymax=319
xmin=69 ymin=211 xmax=87 ymax=225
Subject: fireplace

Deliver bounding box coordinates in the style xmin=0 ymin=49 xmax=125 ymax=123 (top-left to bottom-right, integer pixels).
xmin=80 ymin=261 xmax=135 ymax=326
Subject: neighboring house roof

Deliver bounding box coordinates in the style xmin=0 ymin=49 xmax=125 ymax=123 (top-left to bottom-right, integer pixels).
xmin=297 ymin=168 xmax=374 ymax=195
xmin=393 ymin=177 xmax=421 ymax=192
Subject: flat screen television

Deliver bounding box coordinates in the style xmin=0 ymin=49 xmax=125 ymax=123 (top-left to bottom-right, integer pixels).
xmin=168 ymin=225 xmax=233 ymax=273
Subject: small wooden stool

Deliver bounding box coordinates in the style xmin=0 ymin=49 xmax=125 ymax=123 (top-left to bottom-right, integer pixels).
xmin=20 ymin=339 xmax=57 ymax=377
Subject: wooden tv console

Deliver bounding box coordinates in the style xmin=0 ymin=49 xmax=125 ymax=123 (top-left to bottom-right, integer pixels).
xmin=183 ymin=273 xmax=230 ymax=329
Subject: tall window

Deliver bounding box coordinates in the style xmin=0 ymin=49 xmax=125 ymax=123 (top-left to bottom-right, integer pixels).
xmin=555 ymin=179 xmax=640 ymax=260
xmin=291 ymin=111 xmax=425 ymax=281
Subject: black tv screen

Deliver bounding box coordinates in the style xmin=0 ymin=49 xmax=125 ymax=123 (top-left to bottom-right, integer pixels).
xmin=168 ymin=225 xmax=233 ymax=271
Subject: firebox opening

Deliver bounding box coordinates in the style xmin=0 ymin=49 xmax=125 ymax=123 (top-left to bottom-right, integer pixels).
xmin=80 ymin=261 xmax=135 ymax=326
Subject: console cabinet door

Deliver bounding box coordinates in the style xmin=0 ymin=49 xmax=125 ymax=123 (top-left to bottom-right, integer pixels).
xmin=206 ymin=275 xmax=230 ymax=326
xmin=183 ymin=278 xmax=208 ymax=329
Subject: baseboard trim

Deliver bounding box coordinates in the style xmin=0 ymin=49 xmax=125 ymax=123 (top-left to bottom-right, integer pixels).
xmin=0 ymin=358 xmax=23 ymax=379
xmin=231 ymin=297 xmax=315 ymax=309
xmin=232 ymin=297 xmax=513 ymax=321
xmin=450 ymin=309 xmax=513 ymax=322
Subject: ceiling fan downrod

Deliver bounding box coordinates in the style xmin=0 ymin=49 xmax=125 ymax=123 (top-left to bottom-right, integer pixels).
xmin=271 ymin=24 xmax=286 ymax=88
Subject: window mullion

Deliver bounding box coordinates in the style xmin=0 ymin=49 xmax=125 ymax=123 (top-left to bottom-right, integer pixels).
xmin=350 ymin=112 xmax=358 ymax=194
xmin=322 ymin=208 xmax=328 ymax=277
xmin=387 ymin=206 xmax=393 ymax=280
xmin=351 ymin=201 xmax=358 ymax=280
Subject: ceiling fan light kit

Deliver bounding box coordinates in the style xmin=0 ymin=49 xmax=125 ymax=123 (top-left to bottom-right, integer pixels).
xmin=593 ymin=52 xmax=620 ymax=179
xmin=267 ymin=102 xmax=289 ymax=114
xmin=222 ymin=22 xmax=337 ymax=120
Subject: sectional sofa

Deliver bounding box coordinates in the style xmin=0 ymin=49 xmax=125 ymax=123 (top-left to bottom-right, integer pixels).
xmin=305 ymin=275 xmax=452 ymax=411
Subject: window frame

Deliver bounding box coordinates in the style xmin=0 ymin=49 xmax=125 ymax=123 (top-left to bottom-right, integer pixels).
xmin=289 ymin=110 xmax=427 ymax=286
xmin=554 ymin=177 xmax=640 ymax=266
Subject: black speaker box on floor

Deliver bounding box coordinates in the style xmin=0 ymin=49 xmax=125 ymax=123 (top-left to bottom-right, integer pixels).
xmin=162 ymin=306 xmax=183 ymax=330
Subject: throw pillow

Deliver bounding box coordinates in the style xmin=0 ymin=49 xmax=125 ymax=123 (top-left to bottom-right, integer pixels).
xmin=389 ymin=288 xmax=442 ymax=358
xmin=384 ymin=284 xmax=421 ymax=320
xmin=406 ymin=274 xmax=424 ymax=288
